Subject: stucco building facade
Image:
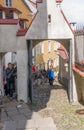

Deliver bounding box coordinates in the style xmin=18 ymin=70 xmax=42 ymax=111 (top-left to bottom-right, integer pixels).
xmin=34 ymin=40 xmax=60 ymax=70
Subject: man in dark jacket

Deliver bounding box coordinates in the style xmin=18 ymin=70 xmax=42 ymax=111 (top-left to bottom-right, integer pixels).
xmin=5 ymin=63 xmax=15 ymax=97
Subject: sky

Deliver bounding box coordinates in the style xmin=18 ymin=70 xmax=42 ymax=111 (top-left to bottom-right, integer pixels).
xmin=62 ymin=0 xmax=84 ymax=25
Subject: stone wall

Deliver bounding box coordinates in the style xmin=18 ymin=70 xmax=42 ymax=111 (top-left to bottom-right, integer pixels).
xmin=0 ymin=25 xmax=18 ymax=52
xmin=17 ymin=36 xmax=28 ymax=103
xmin=74 ymin=71 xmax=84 ymax=103
xmin=75 ymin=34 xmax=84 ymax=62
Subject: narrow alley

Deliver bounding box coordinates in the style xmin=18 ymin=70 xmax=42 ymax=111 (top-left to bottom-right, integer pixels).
xmin=0 ymin=81 xmax=84 ymax=130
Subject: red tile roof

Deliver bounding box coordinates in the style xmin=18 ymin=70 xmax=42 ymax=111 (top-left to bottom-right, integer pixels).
xmin=80 ymin=60 xmax=84 ymax=64
xmin=56 ymin=0 xmax=63 ymax=3
xmin=57 ymin=44 xmax=69 ymax=61
xmin=74 ymin=29 xmax=84 ymax=34
xmin=16 ymin=11 xmax=37 ymax=36
xmin=75 ymin=62 xmax=84 ymax=71
xmin=0 ymin=19 xmax=19 ymax=24
xmin=16 ymin=28 xmax=28 ymax=36
xmin=73 ymin=64 xmax=84 ymax=77
xmin=19 ymin=18 xmax=28 ymax=21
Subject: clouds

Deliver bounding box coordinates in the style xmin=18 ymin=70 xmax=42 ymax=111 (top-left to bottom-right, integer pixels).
xmin=62 ymin=0 xmax=84 ymax=24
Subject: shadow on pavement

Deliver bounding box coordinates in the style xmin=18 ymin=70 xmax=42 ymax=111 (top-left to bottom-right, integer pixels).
xmin=0 ymin=81 xmax=67 ymax=130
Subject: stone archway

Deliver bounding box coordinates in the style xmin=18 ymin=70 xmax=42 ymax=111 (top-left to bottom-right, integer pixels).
xmin=25 ymin=0 xmax=76 ymax=103
xmin=0 ymin=0 xmax=77 ymax=104
xmin=27 ymin=39 xmax=73 ymax=103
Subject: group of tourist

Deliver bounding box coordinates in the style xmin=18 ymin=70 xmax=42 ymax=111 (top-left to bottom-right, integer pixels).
xmin=32 ymin=65 xmax=59 ymax=86
xmin=3 ymin=63 xmax=17 ymax=98
xmin=3 ymin=63 xmax=58 ymax=98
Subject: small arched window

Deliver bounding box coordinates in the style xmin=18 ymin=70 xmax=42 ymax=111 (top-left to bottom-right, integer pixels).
xmin=5 ymin=11 xmax=13 ymax=19
xmin=48 ymin=14 xmax=51 ymax=23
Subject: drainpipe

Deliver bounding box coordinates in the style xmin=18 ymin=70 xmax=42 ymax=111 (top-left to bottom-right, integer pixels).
xmin=27 ymin=40 xmax=33 ymax=103
xmin=69 ymin=39 xmax=73 ymax=103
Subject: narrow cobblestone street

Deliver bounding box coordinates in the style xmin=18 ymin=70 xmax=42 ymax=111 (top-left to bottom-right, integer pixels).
xmin=32 ymin=82 xmax=84 ymax=130
xmin=0 ymin=81 xmax=84 ymax=130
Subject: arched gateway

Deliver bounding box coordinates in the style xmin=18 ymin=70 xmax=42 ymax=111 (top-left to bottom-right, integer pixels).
xmin=0 ymin=0 xmax=77 ymax=103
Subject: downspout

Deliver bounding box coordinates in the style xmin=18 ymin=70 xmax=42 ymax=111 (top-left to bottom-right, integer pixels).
xmin=27 ymin=40 xmax=33 ymax=103
xmin=69 ymin=39 xmax=73 ymax=103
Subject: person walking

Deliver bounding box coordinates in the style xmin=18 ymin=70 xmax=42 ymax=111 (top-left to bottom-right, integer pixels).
xmin=48 ymin=67 xmax=54 ymax=86
xmin=5 ymin=63 xmax=15 ymax=97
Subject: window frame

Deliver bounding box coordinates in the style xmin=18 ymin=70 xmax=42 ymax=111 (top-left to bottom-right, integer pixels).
xmin=0 ymin=10 xmax=3 ymax=18
xmin=54 ymin=41 xmax=60 ymax=51
xmin=5 ymin=0 xmax=12 ymax=7
xmin=5 ymin=11 xmax=13 ymax=19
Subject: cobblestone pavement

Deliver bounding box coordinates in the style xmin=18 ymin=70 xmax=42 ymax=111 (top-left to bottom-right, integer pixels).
xmin=0 ymin=89 xmax=57 ymax=130
xmin=32 ymin=82 xmax=84 ymax=130
xmin=0 ymin=98 xmax=43 ymax=130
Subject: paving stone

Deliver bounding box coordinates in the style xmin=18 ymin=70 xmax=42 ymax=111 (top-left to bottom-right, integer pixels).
xmin=18 ymin=108 xmax=31 ymax=115
xmin=31 ymin=112 xmax=42 ymax=120
xmin=1 ymin=117 xmax=11 ymax=122
xmin=38 ymin=127 xmax=57 ymax=130
xmin=16 ymin=103 xmax=29 ymax=110
xmin=1 ymin=111 xmax=8 ymax=118
xmin=17 ymin=119 xmax=36 ymax=129
xmin=2 ymin=121 xmax=17 ymax=130
xmin=7 ymin=110 xmax=20 ymax=117
xmin=0 ymin=122 xmax=4 ymax=129
xmin=36 ymin=117 xmax=55 ymax=127
xmin=1 ymin=112 xmax=11 ymax=122
xmin=17 ymin=128 xmax=38 ymax=130
xmin=4 ymin=107 xmax=17 ymax=112
xmin=11 ymin=114 xmax=26 ymax=121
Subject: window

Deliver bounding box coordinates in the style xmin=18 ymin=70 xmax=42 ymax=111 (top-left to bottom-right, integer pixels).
xmin=54 ymin=57 xmax=59 ymax=68
xmin=54 ymin=41 xmax=60 ymax=51
xmin=48 ymin=40 xmax=51 ymax=52
xmin=0 ymin=11 xmax=2 ymax=18
xmin=32 ymin=48 xmax=34 ymax=57
xmin=19 ymin=20 xmax=24 ymax=28
xmin=48 ymin=14 xmax=51 ymax=23
xmin=41 ymin=42 xmax=44 ymax=54
xmin=5 ymin=0 xmax=12 ymax=7
xmin=5 ymin=11 xmax=13 ymax=19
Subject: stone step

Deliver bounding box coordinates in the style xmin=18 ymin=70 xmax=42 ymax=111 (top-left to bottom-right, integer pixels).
xmin=2 ymin=117 xmax=57 ymax=130
xmin=17 ymin=127 xmax=57 ymax=130
xmin=31 ymin=112 xmax=42 ymax=119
